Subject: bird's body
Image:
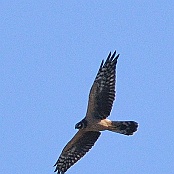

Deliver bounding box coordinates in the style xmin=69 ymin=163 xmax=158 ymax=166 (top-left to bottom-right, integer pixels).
xmin=54 ymin=51 xmax=138 ymax=174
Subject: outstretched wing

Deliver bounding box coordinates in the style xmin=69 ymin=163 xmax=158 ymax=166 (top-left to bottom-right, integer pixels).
xmin=54 ymin=131 xmax=101 ymax=174
xmin=86 ymin=51 xmax=119 ymax=120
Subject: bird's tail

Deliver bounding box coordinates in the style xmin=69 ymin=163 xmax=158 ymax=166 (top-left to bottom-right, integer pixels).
xmin=108 ymin=121 xmax=138 ymax=135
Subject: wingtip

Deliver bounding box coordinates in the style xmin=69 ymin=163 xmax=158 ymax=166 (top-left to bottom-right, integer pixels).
xmin=54 ymin=168 xmax=62 ymax=174
xmin=110 ymin=51 xmax=116 ymax=60
xmin=107 ymin=51 xmax=112 ymax=60
xmin=53 ymin=166 xmax=57 ymax=172
xmin=115 ymin=53 xmax=120 ymax=60
xmin=113 ymin=50 xmax=116 ymax=55
xmin=99 ymin=59 xmax=104 ymax=70
xmin=53 ymin=163 xmax=59 ymax=173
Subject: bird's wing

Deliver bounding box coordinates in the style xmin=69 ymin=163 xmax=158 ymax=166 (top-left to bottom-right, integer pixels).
xmin=86 ymin=51 xmax=119 ymax=120
xmin=54 ymin=130 xmax=101 ymax=174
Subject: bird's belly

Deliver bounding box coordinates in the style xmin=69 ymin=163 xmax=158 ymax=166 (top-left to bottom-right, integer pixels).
xmin=87 ymin=119 xmax=111 ymax=131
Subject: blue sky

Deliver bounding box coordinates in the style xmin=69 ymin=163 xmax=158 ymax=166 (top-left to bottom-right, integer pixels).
xmin=1 ymin=1 xmax=174 ymax=174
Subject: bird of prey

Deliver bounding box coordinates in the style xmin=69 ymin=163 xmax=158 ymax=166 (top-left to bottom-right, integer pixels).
xmin=54 ymin=51 xmax=138 ymax=174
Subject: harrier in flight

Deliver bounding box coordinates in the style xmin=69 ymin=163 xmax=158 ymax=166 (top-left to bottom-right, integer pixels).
xmin=54 ymin=51 xmax=138 ymax=174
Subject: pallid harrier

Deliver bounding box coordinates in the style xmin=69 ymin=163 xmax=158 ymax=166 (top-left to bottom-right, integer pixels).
xmin=54 ymin=51 xmax=138 ymax=174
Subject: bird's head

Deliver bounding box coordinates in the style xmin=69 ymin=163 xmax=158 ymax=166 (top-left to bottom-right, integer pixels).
xmin=75 ymin=119 xmax=87 ymax=129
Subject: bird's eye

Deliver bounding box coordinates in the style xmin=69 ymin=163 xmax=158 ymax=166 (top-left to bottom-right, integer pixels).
xmin=78 ymin=123 xmax=83 ymax=128
xmin=75 ymin=122 xmax=83 ymax=129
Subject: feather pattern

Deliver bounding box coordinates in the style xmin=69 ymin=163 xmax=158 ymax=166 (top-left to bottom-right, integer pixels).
xmin=54 ymin=131 xmax=101 ymax=174
xmin=87 ymin=51 xmax=119 ymax=119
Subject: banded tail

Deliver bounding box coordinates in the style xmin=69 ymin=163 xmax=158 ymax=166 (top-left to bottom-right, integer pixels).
xmin=109 ymin=121 xmax=138 ymax=135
